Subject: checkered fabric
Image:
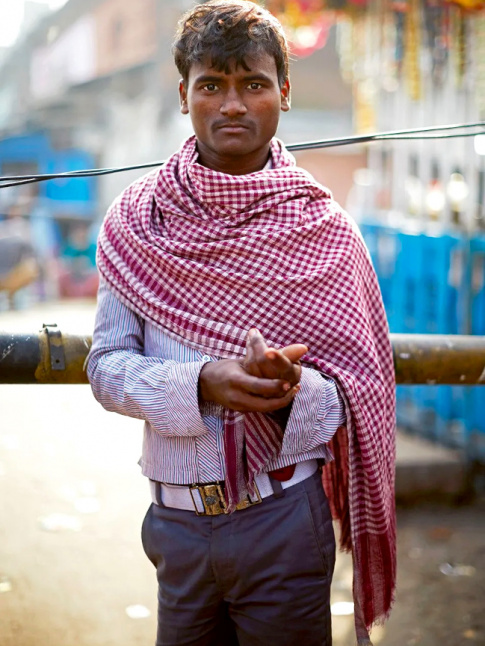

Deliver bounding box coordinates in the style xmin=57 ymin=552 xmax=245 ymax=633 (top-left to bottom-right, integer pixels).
xmin=97 ymin=135 xmax=396 ymax=632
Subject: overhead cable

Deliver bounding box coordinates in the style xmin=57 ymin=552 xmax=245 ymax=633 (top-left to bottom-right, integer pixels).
xmin=0 ymin=121 xmax=484 ymax=190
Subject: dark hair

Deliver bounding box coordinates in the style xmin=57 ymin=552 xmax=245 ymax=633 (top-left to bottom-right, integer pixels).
xmin=173 ymin=1 xmax=289 ymax=88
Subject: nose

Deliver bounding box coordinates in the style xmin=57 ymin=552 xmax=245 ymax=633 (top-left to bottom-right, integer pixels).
xmin=220 ymin=88 xmax=247 ymax=117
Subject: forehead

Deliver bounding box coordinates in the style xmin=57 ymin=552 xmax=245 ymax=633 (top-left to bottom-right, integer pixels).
xmin=187 ymin=51 xmax=279 ymax=82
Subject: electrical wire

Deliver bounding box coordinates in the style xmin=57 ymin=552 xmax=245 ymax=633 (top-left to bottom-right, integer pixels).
xmin=288 ymin=129 xmax=485 ymax=151
xmin=286 ymin=121 xmax=485 ymax=150
xmin=1 ymin=121 xmax=484 ymax=190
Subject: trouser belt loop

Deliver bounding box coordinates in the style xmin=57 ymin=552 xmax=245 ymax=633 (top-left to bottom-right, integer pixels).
xmin=154 ymin=481 xmax=163 ymax=506
xmin=269 ymin=477 xmax=285 ymax=498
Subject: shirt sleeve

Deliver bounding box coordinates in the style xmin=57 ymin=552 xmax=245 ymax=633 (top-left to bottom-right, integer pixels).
xmin=278 ymin=366 xmax=346 ymax=456
xmin=86 ymin=282 xmax=211 ymax=438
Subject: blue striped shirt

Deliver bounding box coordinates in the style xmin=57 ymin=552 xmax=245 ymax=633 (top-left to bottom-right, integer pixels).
xmin=86 ymin=281 xmax=345 ymax=484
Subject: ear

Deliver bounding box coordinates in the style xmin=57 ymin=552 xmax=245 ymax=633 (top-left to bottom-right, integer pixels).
xmin=179 ymin=79 xmax=189 ymax=115
xmin=280 ymin=79 xmax=291 ymax=112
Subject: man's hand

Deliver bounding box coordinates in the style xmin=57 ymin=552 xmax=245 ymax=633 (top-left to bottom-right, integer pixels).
xmin=199 ymin=359 xmax=300 ymax=413
xmin=198 ymin=329 xmax=308 ymax=414
xmin=243 ymin=328 xmax=308 ymax=386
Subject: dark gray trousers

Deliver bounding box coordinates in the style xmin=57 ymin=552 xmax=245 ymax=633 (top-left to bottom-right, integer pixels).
xmin=141 ymin=470 xmax=335 ymax=646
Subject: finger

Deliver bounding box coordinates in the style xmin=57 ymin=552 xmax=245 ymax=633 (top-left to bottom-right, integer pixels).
xmin=243 ymin=358 xmax=264 ymax=378
xmin=248 ymin=332 xmax=306 ymax=383
xmin=241 ymin=373 xmax=292 ymax=399
xmin=244 ymin=331 xmax=263 ymax=377
xmin=247 ymin=328 xmax=269 ymax=363
xmin=233 ymin=385 xmax=300 ymax=413
xmin=265 ymin=385 xmax=300 ymax=411
xmin=279 ymin=343 xmax=308 ymax=363
xmin=262 ymin=348 xmax=300 ymax=384
xmin=247 ymin=329 xmax=286 ymax=381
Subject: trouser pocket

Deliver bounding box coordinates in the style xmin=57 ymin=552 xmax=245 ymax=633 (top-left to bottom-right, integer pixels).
xmin=141 ymin=503 xmax=157 ymax=566
xmin=303 ymin=481 xmax=336 ymax=579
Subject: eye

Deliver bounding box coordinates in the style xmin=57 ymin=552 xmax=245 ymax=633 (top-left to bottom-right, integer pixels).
xmin=203 ymin=83 xmax=218 ymax=92
xmin=248 ymin=82 xmax=262 ymax=90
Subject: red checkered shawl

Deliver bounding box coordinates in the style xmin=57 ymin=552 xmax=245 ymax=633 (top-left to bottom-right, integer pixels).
xmin=97 ymin=136 xmax=396 ymax=634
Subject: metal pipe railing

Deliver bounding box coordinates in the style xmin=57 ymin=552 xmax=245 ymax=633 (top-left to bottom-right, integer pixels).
xmin=1 ymin=327 xmax=484 ymax=385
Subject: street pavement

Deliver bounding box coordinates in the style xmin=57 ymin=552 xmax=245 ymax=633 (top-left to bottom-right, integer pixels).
xmin=0 ymin=300 xmax=483 ymax=646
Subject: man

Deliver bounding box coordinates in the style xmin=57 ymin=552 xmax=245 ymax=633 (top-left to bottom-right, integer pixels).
xmin=0 ymin=201 xmax=39 ymax=308
xmin=87 ymin=2 xmax=396 ymax=645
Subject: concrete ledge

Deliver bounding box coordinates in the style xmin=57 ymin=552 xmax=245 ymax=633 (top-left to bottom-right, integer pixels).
xmin=395 ymin=430 xmax=470 ymax=504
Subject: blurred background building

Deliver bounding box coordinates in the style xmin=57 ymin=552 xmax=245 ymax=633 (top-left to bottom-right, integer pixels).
xmin=0 ymin=0 xmax=360 ymax=255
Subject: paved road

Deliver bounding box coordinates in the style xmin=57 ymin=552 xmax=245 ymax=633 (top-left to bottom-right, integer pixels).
xmin=1 ymin=301 xmax=484 ymax=646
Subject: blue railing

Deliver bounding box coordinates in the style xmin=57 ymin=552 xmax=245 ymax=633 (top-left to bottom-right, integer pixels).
xmin=359 ymin=220 xmax=485 ymax=461
xmin=0 ymin=132 xmax=97 ymax=218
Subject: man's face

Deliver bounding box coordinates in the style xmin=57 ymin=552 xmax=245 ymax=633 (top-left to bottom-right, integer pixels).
xmin=179 ymin=51 xmax=290 ymax=174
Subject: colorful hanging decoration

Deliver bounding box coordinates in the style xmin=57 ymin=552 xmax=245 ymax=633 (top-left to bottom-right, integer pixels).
xmin=265 ymin=1 xmax=333 ymax=57
xmin=450 ymin=6 xmax=467 ymax=87
xmin=352 ymin=15 xmax=379 ymax=132
xmin=403 ymin=0 xmax=422 ymax=100
xmin=423 ymin=1 xmax=448 ymax=86
xmin=448 ymin=0 xmax=485 ymax=10
xmin=389 ymin=3 xmax=406 ymax=81
xmin=265 ymin=0 xmax=485 ymax=13
xmin=336 ymin=16 xmax=355 ymax=83
xmin=264 ymin=0 xmax=485 ymax=102
xmin=286 ymin=16 xmax=332 ymax=57
xmin=474 ymin=16 xmax=485 ymax=118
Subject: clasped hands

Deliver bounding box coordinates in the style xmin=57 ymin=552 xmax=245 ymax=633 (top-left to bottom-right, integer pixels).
xmin=199 ymin=328 xmax=308 ymax=413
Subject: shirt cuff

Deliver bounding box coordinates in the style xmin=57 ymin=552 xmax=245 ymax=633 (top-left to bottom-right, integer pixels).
xmin=279 ymin=366 xmax=326 ymax=455
xmin=279 ymin=366 xmax=345 ymax=457
xmin=161 ymin=359 xmax=212 ymax=437
xmin=198 ymin=357 xmax=223 ymax=419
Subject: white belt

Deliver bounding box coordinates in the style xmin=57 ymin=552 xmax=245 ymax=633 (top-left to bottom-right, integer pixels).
xmin=150 ymin=459 xmax=318 ymax=514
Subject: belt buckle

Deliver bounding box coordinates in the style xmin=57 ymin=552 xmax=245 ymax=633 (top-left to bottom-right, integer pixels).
xmin=189 ymin=482 xmax=227 ymax=516
xmin=189 ymin=481 xmax=262 ymax=516
xmin=234 ymin=482 xmax=262 ymax=511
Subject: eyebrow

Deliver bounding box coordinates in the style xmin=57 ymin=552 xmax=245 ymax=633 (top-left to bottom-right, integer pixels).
xmin=193 ymin=73 xmax=274 ymax=85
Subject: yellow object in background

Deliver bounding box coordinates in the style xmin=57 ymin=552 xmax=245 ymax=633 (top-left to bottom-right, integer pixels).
xmin=404 ymin=0 xmax=421 ymax=101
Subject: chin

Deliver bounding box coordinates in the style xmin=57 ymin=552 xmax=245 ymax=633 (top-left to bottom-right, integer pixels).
xmin=218 ymin=133 xmax=268 ymax=153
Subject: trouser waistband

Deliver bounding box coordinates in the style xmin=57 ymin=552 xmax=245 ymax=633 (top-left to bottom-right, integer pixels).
xmin=149 ymin=459 xmax=319 ymax=515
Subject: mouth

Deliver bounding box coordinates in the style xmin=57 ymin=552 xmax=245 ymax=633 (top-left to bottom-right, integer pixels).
xmin=217 ymin=123 xmax=250 ymax=134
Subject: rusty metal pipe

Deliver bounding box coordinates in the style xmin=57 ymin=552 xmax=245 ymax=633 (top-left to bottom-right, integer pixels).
xmin=0 ymin=327 xmax=91 ymax=384
xmin=392 ymin=334 xmax=485 ymax=385
xmin=1 ymin=329 xmax=485 ymax=385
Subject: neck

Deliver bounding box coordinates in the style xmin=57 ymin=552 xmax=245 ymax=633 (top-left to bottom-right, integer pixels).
xmin=195 ymin=142 xmax=271 ymax=175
